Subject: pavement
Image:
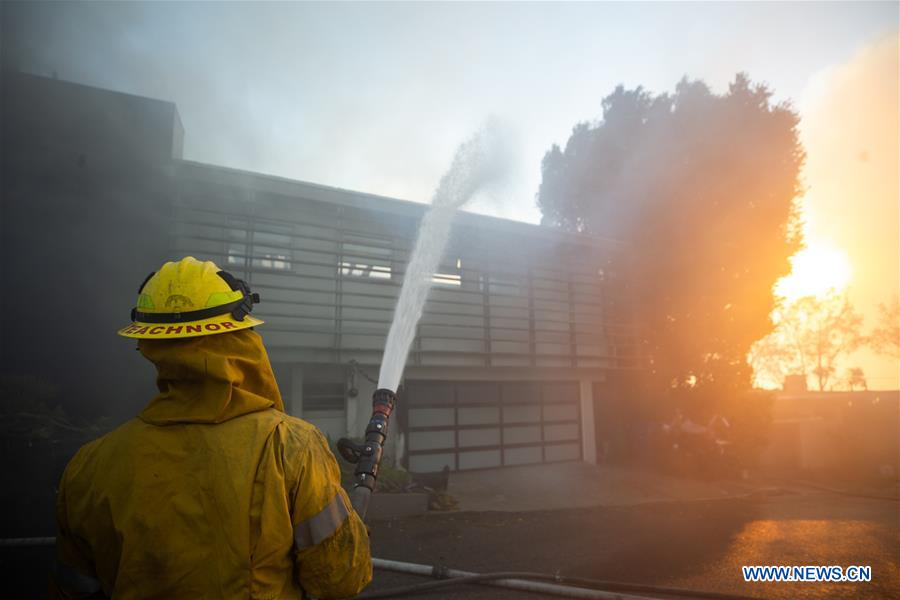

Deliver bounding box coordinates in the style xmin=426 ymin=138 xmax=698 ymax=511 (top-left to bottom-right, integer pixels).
xmin=364 ymin=464 xmax=899 ymax=599
xmin=445 ymin=461 xmax=768 ymax=512
xmin=367 ymin=493 xmax=900 ymax=599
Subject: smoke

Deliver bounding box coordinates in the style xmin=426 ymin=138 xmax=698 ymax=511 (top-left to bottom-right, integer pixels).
xmin=798 ymin=29 xmax=899 ymax=389
xmin=0 ymin=2 xmax=529 ymax=215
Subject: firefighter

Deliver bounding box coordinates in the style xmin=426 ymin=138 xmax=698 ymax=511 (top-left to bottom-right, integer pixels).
xmin=51 ymin=256 xmax=372 ymax=599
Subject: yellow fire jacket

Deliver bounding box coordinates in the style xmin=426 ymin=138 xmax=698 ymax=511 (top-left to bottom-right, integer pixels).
xmin=54 ymin=330 xmax=372 ymax=599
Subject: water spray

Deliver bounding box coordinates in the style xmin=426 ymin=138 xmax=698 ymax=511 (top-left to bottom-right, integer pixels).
xmin=337 ymin=121 xmax=514 ymax=518
xmin=378 ymin=120 xmax=514 ymax=392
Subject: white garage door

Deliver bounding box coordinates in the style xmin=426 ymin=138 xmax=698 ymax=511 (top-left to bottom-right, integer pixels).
xmin=403 ymin=381 xmax=581 ymax=472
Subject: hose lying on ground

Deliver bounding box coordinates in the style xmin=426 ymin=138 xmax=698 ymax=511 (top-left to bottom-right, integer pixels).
xmin=361 ymin=571 xmax=650 ymax=600
xmin=773 ymin=478 xmax=900 ymax=503
xmin=363 ymin=557 xmax=759 ymax=600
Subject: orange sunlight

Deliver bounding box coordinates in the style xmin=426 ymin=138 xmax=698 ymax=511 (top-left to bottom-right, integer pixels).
xmin=774 ymin=243 xmax=852 ymax=302
xmin=753 ymin=30 xmax=899 ymax=391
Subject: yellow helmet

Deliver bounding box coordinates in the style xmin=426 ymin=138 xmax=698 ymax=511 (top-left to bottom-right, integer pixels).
xmin=118 ymin=256 xmax=263 ymax=339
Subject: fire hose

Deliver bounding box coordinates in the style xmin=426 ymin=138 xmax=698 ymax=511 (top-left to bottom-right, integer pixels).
xmin=363 ymin=558 xmax=759 ymax=600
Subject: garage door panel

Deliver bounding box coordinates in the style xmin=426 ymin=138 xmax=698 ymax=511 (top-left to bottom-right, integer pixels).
xmin=405 ymin=380 xmax=582 ymax=471
xmin=543 ymin=403 xmax=579 ymax=421
xmin=504 ymin=446 xmax=543 ymax=466
xmin=406 ymin=382 xmax=455 ymax=405
xmin=503 ymin=425 xmax=541 ymax=444
xmin=544 ymin=423 xmax=580 ymax=442
xmin=501 ymin=383 xmax=540 ymax=404
xmin=409 ymin=408 xmax=454 ymax=427
xmin=458 ymin=449 xmax=501 ymax=470
xmin=409 ymin=453 xmax=455 ymax=472
xmin=545 ymin=443 xmax=581 ymax=461
xmin=409 ymin=430 xmax=455 ymax=451
xmin=503 ymin=405 xmax=541 ymax=423
xmin=458 ymin=406 xmax=499 ymax=425
xmin=458 ymin=428 xmax=500 ymax=447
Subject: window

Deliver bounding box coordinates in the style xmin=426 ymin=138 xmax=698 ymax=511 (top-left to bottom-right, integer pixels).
xmin=226 ymin=244 xmax=247 ymax=267
xmin=339 ymin=262 xmax=392 ymax=278
xmin=252 ymin=225 xmax=293 ymax=270
xmin=432 ymin=258 xmax=462 ymax=287
xmin=432 ymin=272 xmax=461 ymax=287
xmin=225 ymin=219 xmax=249 ymax=267
xmin=257 ymin=253 xmax=291 ymax=270
xmin=338 ymin=238 xmax=393 ymax=280
xmin=223 ymin=221 xmax=295 ymax=271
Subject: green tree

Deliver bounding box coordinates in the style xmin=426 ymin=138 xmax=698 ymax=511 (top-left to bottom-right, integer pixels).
xmin=538 ymin=74 xmax=804 ymax=410
xmin=751 ymin=292 xmax=866 ymax=391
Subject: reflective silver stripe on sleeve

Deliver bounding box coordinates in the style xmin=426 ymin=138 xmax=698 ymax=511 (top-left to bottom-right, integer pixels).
xmin=53 ymin=558 xmax=101 ymax=597
xmin=293 ymin=493 xmax=350 ymax=549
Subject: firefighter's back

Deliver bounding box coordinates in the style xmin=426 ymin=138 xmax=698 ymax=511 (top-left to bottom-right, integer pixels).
xmin=58 ymin=407 xmax=312 ymax=599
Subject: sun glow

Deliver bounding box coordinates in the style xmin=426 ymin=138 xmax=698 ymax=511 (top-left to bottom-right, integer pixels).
xmin=774 ymin=243 xmax=852 ymax=301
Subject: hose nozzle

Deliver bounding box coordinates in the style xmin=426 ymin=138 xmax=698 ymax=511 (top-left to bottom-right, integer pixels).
xmin=372 ymin=388 xmax=397 ymax=415
xmin=337 ymin=387 xmax=399 ymax=519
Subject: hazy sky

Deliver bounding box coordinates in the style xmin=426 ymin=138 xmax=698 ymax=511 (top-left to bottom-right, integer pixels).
xmin=5 ymin=2 xmax=895 ymax=217
xmin=5 ymin=1 xmax=898 ymax=387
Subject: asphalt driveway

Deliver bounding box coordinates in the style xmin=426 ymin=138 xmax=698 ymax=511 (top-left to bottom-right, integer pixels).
xmin=366 ymin=493 xmax=900 ymax=599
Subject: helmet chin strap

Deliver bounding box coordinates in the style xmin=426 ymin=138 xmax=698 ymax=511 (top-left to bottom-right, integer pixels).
xmin=215 ymin=270 xmax=260 ymax=321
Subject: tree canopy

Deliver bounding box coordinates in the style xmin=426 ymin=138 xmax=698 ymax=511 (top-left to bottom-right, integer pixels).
xmin=538 ymin=74 xmax=804 ymax=408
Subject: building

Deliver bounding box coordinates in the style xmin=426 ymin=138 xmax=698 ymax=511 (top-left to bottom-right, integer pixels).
xmin=2 ymin=71 xmax=640 ymax=472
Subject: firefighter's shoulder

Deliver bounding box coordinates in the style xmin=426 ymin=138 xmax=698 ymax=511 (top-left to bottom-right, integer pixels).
xmin=274 ymin=413 xmax=334 ymax=451
xmin=62 ymin=418 xmax=142 ymax=482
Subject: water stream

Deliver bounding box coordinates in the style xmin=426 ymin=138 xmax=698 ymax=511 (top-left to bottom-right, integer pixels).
xmin=377 ymin=123 xmax=512 ymax=391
